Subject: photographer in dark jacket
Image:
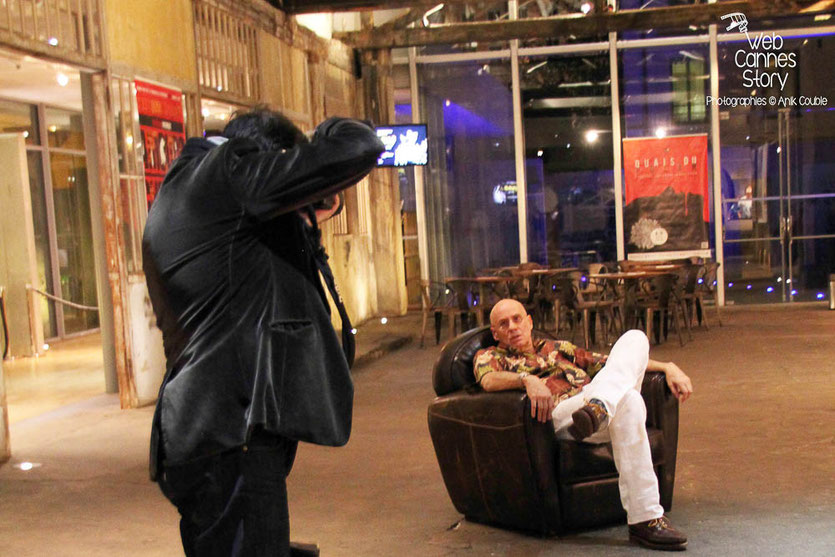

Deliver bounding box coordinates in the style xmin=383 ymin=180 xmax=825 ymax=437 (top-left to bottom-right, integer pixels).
xmin=142 ymin=108 xmax=384 ymax=556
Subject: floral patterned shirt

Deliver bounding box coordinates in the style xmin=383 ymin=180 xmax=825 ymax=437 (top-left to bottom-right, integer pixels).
xmin=473 ymin=339 xmax=608 ymax=403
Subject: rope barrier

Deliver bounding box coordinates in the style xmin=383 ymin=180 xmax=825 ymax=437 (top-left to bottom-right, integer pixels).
xmin=26 ymin=286 xmax=99 ymax=312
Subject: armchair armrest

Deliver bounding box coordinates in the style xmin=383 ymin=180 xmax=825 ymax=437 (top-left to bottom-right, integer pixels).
xmin=427 ymin=389 xmax=563 ymax=535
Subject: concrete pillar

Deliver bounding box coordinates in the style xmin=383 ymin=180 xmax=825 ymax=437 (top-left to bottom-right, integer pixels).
xmin=0 ymin=133 xmax=43 ymax=358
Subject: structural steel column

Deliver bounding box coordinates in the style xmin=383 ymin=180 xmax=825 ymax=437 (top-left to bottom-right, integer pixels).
xmin=709 ymin=23 xmax=725 ymax=305
xmin=409 ymin=47 xmax=430 ymax=283
xmin=509 ymin=1 xmax=528 ymax=263
xmin=609 ymin=31 xmax=625 ymax=261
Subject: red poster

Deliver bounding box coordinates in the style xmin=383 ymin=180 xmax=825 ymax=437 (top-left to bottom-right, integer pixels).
xmin=135 ymin=80 xmax=186 ymax=209
xmin=622 ymin=134 xmax=710 ymax=258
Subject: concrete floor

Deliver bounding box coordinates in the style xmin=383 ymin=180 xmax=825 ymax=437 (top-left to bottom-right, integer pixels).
xmin=1 ymin=306 xmax=833 ymax=556
xmin=3 ymin=333 xmax=105 ymax=423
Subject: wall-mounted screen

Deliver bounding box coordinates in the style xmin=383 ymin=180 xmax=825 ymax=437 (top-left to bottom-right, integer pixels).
xmin=375 ymin=124 xmax=428 ymax=167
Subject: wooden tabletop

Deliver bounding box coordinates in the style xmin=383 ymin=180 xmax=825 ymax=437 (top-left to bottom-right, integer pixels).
xmin=511 ymin=267 xmax=579 ymax=276
xmin=445 ymin=275 xmax=518 ymax=283
xmin=588 ymin=271 xmax=670 ymax=280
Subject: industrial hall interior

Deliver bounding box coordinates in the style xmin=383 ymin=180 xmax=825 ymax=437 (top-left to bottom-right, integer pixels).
xmin=0 ymin=1 xmax=833 ymax=556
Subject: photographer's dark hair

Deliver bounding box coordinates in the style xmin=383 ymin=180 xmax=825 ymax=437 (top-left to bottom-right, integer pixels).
xmin=222 ymin=106 xmax=308 ymax=151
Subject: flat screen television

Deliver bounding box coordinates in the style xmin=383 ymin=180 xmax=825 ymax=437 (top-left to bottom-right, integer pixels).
xmin=375 ymin=124 xmax=428 ymax=167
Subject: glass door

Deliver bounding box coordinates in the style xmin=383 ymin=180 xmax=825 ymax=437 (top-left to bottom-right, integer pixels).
xmin=719 ymin=35 xmax=835 ymax=304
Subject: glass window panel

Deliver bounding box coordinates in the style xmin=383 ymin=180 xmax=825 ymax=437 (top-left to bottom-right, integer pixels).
xmin=619 ymin=0 xmax=710 ymax=40
xmin=26 ymin=150 xmax=56 ymax=338
xmin=518 ymin=1 xmax=609 ymax=47
xmin=417 ymin=1 xmax=510 ymax=56
xmin=0 ymin=99 xmax=39 ymax=145
xmin=418 ymin=59 xmax=518 ymax=280
xmin=521 ymin=52 xmax=615 ymax=267
xmin=619 ymin=44 xmax=715 ymax=254
xmin=49 ymin=153 xmax=99 ymax=333
xmin=201 ymin=98 xmax=239 ymax=135
xmin=718 ymin=34 xmax=835 ymax=304
xmin=45 ymin=107 xmax=85 ymax=150
xmin=723 ymin=198 xmax=785 ymax=305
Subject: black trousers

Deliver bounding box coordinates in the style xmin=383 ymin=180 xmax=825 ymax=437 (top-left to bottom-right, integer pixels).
xmin=158 ymin=431 xmax=298 ymax=557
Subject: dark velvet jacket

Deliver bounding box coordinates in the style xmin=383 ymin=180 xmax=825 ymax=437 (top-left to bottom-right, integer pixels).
xmin=142 ymin=118 xmax=384 ymax=479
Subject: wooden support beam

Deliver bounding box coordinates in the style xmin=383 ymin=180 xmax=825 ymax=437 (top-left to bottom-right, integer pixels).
xmin=271 ymin=0 xmax=464 ymax=14
xmin=334 ymin=1 xmax=831 ymax=49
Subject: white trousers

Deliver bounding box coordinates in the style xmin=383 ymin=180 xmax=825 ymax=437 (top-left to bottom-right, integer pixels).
xmin=551 ymin=329 xmax=664 ymax=524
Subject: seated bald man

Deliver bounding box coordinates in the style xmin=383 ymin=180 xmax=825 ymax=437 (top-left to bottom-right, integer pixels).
xmin=473 ymin=299 xmax=693 ymax=551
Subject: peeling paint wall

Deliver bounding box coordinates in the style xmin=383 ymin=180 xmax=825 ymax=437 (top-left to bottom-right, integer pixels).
xmin=105 ymin=0 xmax=197 ymax=85
xmin=128 ymin=280 xmax=165 ymax=406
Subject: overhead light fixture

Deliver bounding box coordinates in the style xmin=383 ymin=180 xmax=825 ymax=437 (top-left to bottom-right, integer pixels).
xmin=655 ymin=127 xmax=667 ymax=139
xmin=580 ymin=2 xmax=593 ymax=14
xmin=423 ymin=3 xmax=445 ymax=27
xmin=48 ymin=37 xmax=58 ymax=46
xmin=56 ymin=72 xmax=69 ymax=87
xmin=585 ymin=130 xmax=599 ymax=143
xmin=201 ymin=107 xmax=210 ymax=117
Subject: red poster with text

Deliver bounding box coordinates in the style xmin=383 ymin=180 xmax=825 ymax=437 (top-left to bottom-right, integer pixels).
xmin=135 ymin=80 xmax=186 ymax=209
xmin=622 ymin=134 xmax=709 ymax=259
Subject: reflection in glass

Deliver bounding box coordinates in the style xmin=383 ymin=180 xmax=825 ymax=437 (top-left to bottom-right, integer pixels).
xmin=0 ymin=99 xmax=39 ymax=145
xmin=27 ymin=151 xmax=56 ymax=338
xmin=718 ymin=35 xmax=835 ymax=303
xmin=619 ymin=0 xmax=709 ymax=40
xmin=521 ymin=52 xmax=615 ymax=266
xmin=45 ymin=107 xmax=85 ymax=150
xmin=419 ymin=60 xmax=518 ymax=279
xmin=619 ymin=44 xmax=713 ymax=259
xmin=49 ymin=153 xmax=99 ymax=333
xmin=416 ymin=1 xmax=509 ymax=56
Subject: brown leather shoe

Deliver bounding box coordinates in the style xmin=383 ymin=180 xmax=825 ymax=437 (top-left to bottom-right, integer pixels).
xmin=567 ymin=398 xmax=608 ymax=441
xmin=628 ymin=516 xmax=688 ymax=551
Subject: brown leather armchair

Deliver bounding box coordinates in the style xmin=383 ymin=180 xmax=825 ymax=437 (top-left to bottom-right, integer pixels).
xmin=427 ymin=326 xmax=679 ymax=535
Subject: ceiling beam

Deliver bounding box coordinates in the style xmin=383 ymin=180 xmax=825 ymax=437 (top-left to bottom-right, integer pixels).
xmin=334 ymin=1 xmax=832 ymax=49
xmin=271 ymin=1 xmax=466 ymax=14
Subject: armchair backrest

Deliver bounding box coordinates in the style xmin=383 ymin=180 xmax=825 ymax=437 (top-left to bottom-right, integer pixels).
xmin=432 ymin=327 xmax=495 ymax=396
xmin=432 ymin=326 xmax=556 ymax=396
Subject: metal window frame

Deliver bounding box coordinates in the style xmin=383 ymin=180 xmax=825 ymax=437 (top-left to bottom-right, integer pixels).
xmin=398 ymin=3 xmax=835 ymax=307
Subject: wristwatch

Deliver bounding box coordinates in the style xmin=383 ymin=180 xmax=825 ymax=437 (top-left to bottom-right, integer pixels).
xmin=518 ymin=372 xmax=530 ymax=386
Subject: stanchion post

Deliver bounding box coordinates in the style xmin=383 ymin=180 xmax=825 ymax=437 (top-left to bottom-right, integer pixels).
xmin=25 ymin=285 xmax=40 ymax=357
